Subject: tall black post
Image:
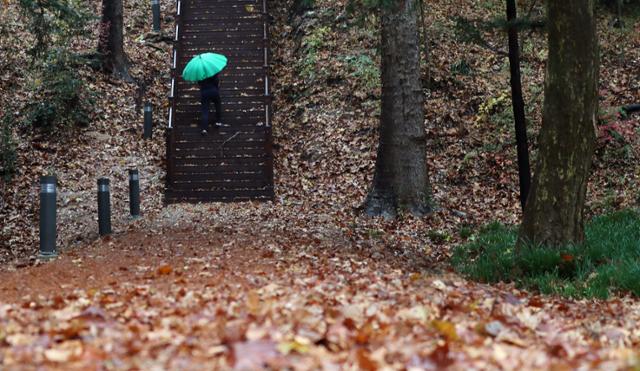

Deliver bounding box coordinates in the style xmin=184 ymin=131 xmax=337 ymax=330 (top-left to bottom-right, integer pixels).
xmin=152 ymin=0 xmax=161 ymax=32
xmin=128 ymin=169 xmax=141 ymax=219
xmin=39 ymin=176 xmax=57 ymax=259
xmin=506 ymin=0 xmax=531 ymax=211
xmin=97 ymin=178 xmax=112 ymax=236
xmin=143 ymin=103 xmax=153 ymax=139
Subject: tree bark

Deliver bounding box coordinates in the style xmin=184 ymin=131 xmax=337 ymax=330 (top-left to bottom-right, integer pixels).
xmin=506 ymin=0 xmax=531 ymax=211
xmin=519 ymin=0 xmax=599 ymax=247
xmin=364 ymin=0 xmax=431 ymax=218
xmin=98 ymin=0 xmax=130 ymax=80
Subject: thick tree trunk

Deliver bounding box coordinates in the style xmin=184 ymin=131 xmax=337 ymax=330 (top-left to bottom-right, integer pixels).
xmin=364 ymin=0 xmax=431 ymax=218
xmin=98 ymin=0 xmax=130 ymax=80
xmin=506 ymin=0 xmax=531 ymax=211
xmin=519 ymin=0 xmax=599 ymax=247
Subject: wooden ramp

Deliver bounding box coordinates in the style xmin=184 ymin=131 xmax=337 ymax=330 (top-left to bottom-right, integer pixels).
xmin=165 ymin=0 xmax=274 ymax=203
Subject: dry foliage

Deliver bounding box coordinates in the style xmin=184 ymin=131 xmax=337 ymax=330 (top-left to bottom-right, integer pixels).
xmin=0 ymin=0 xmax=639 ymax=368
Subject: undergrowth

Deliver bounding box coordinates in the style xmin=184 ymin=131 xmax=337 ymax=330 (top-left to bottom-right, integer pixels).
xmin=340 ymin=54 xmax=380 ymax=91
xmin=297 ymin=26 xmax=331 ymax=82
xmin=0 ymin=113 xmax=17 ymax=181
xmin=452 ymin=209 xmax=640 ymax=299
xmin=22 ymin=50 xmax=95 ymax=131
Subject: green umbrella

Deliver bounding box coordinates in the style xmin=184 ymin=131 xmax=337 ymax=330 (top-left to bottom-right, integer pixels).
xmin=182 ymin=53 xmax=228 ymax=82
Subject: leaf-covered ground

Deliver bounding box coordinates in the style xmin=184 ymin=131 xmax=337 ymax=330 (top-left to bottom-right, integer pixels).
xmin=1 ymin=0 xmax=640 ymax=368
xmin=2 ymin=212 xmax=640 ymax=369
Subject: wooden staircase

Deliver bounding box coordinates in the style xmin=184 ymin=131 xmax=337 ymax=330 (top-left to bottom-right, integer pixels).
xmin=165 ymin=0 xmax=274 ymax=203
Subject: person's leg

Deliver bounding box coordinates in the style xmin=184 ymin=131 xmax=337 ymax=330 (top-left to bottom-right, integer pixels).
xmin=213 ymin=91 xmax=222 ymax=125
xmin=200 ymin=92 xmax=210 ymax=132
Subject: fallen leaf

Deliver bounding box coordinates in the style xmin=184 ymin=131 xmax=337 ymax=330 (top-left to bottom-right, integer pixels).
xmin=44 ymin=341 xmax=83 ymax=362
xmin=481 ymin=320 xmax=504 ymax=337
xmin=432 ymin=320 xmax=459 ymax=342
xmin=157 ymin=264 xmax=173 ymax=275
xmin=356 ymin=348 xmax=378 ymax=371
xmin=277 ymin=338 xmax=310 ymax=355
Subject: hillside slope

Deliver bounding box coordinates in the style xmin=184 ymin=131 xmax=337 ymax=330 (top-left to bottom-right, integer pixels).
xmin=0 ymin=0 xmax=639 ymax=266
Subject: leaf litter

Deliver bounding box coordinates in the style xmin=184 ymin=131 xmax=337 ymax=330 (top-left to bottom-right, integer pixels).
xmin=0 ymin=0 xmax=639 ymax=369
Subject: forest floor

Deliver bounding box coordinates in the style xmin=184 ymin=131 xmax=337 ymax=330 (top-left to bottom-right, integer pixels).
xmin=1 ymin=0 xmax=640 ymax=368
xmin=2 ymin=210 xmax=640 ymax=369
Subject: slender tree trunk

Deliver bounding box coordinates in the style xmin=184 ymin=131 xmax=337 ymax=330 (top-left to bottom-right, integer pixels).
xmin=98 ymin=0 xmax=130 ymax=79
xmin=506 ymin=0 xmax=531 ymax=211
xmin=615 ymin=0 xmax=624 ymax=28
xmin=519 ymin=0 xmax=599 ymax=247
xmin=364 ymin=0 xmax=431 ymax=218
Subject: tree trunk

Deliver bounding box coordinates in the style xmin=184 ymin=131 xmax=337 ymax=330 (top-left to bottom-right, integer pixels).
xmin=364 ymin=0 xmax=431 ymax=218
xmin=519 ymin=0 xmax=599 ymax=247
xmin=615 ymin=0 xmax=624 ymax=28
xmin=506 ymin=0 xmax=531 ymax=211
xmin=98 ymin=0 xmax=130 ymax=80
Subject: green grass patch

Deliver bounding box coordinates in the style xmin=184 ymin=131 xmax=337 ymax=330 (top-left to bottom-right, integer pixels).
xmin=452 ymin=209 xmax=640 ymax=299
xmin=339 ymin=54 xmax=380 ymax=91
xmin=297 ymin=26 xmax=331 ymax=82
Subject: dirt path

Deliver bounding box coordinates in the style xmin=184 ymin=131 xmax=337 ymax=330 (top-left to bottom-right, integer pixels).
xmin=1 ymin=222 xmax=639 ymax=370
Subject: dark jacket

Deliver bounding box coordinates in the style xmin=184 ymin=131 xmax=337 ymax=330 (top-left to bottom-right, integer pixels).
xmin=199 ymin=74 xmax=220 ymax=92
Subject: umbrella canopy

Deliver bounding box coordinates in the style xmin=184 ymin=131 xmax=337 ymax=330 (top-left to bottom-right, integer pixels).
xmin=182 ymin=53 xmax=228 ymax=82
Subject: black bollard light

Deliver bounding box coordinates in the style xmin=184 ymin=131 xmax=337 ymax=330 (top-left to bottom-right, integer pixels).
xmin=151 ymin=0 xmax=161 ymax=32
xmin=39 ymin=175 xmax=57 ymax=259
xmin=143 ymin=103 xmax=153 ymax=139
xmin=128 ymin=169 xmax=141 ymax=219
xmin=97 ymin=178 xmax=112 ymax=236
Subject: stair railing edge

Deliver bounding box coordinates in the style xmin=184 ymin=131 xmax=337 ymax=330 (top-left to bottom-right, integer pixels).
xmin=165 ymin=0 xmax=184 ymax=204
xmin=263 ymin=0 xmax=275 ymax=199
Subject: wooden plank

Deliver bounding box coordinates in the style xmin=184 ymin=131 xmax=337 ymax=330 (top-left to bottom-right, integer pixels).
xmin=172 ymin=155 xmax=269 ymax=166
xmin=168 ymin=179 xmax=270 ymax=190
xmin=174 ymin=143 xmax=266 ymax=151
xmin=172 ymin=132 xmax=270 ymax=140
xmin=178 ymin=49 xmax=264 ymax=57
xmin=176 ymin=77 xmax=266 ymax=85
xmin=173 ymin=126 xmax=268 ymax=135
xmin=175 ymin=107 xmax=266 ymax=116
xmin=174 ymin=146 xmax=268 ymax=153
xmin=172 ymin=120 xmax=267 ymax=128
xmin=173 ymin=110 xmax=265 ymax=117
xmin=181 ymin=40 xmax=265 ymax=48
xmin=174 ymin=117 xmax=266 ymax=125
xmin=182 ymin=29 xmax=263 ymax=36
xmin=171 ymin=165 xmax=270 ymax=175
xmin=185 ymin=0 xmax=260 ymax=4
xmin=169 ymin=172 xmax=266 ymax=182
xmin=181 ymin=33 xmax=265 ymax=41
xmin=175 ymin=101 xmax=266 ymax=108
xmin=173 ymin=148 xmax=267 ymax=157
xmin=182 ymin=8 xmax=263 ymax=15
xmin=176 ymin=86 xmax=265 ymax=94
xmin=165 ymin=188 xmax=274 ymax=200
xmin=172 ymin=115 xmax=266 ymax=122
xmin=174 ymin=61 xmax=265 ymax=69
xmin=173 ymin=135 xmax=268 ymax=144
xmin=175 ymin=96 xmax=267 ymax=105
xmin=184 ymin=2 xmax=261 ymax=8
xmin=180 ymin=47 xmax=264 ymax=54
xmin=175 ymin=94 xmax=267 ymax=102
xmin=165 ymin=195 xmax=273 ymax=204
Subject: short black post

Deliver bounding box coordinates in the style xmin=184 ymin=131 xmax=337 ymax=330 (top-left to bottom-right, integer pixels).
xmin=97 ymin=178 xmax=112 ymax=236
xmin=128 ymin=169 xmax=141 ymax=219
xmin=151 ymin=0 xmax=161 ymax=32
xmin=39 ymin=176 xmax=57 ymax=259
xmin=143 ymin=103 xmax=153 ymax=139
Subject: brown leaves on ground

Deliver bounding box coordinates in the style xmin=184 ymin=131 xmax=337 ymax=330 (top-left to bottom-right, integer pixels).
xmin=1 ymin=229 xmax=640 ymax=369
xmin=0 ymin=0 xmax=639 ymax=368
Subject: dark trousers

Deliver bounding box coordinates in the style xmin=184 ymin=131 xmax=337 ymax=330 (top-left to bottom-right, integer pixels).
xmin=200 ymin=87 xmax=222 ymax=130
